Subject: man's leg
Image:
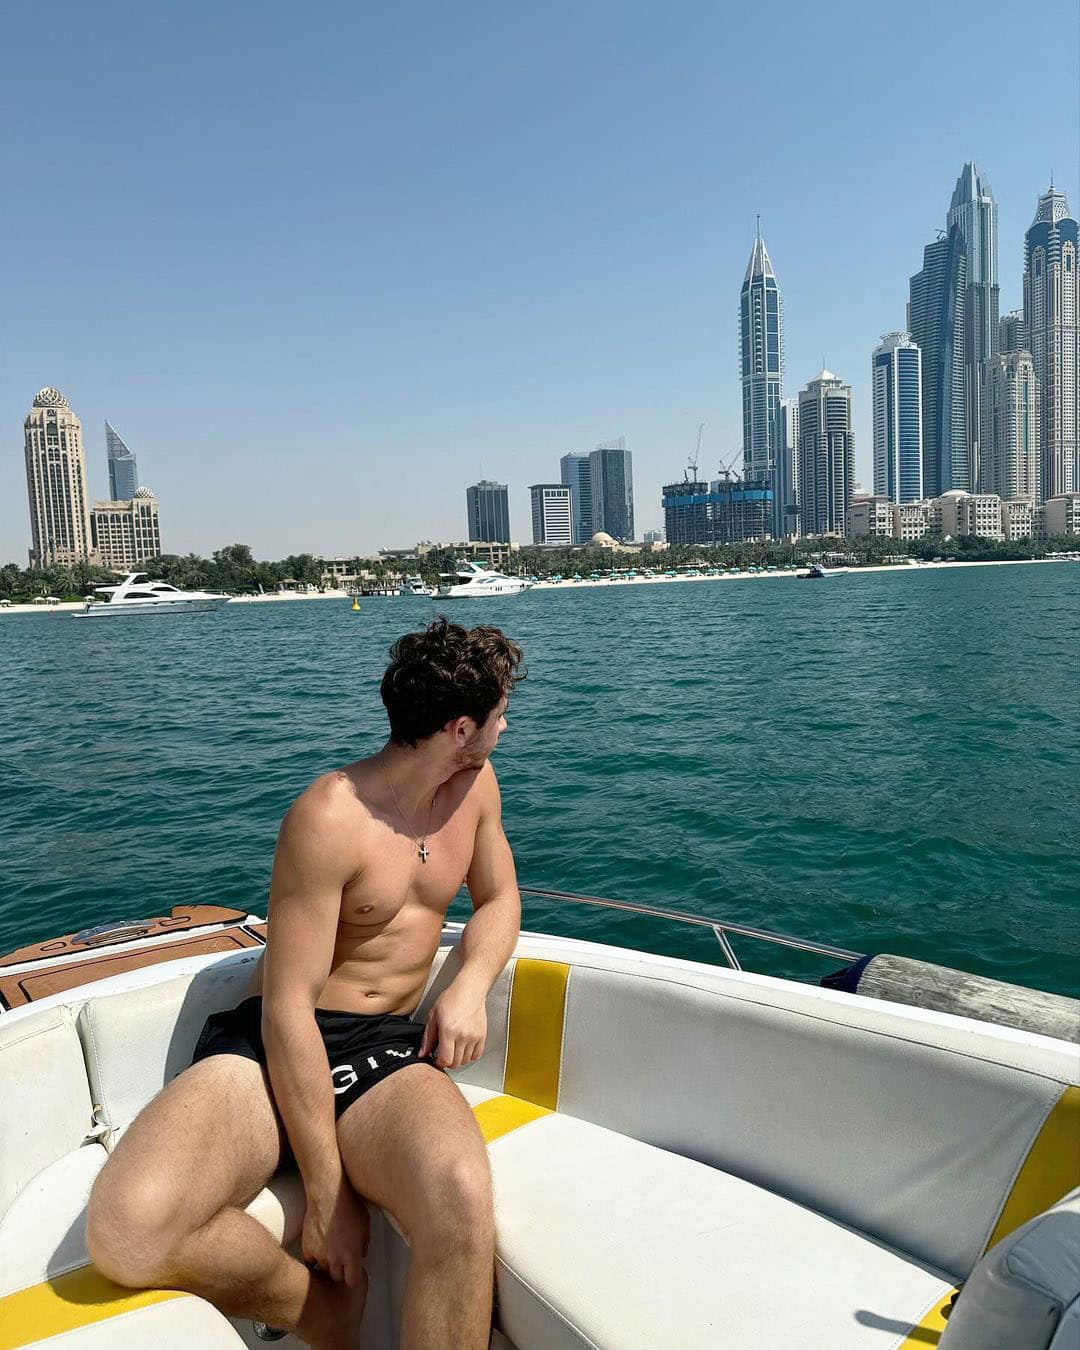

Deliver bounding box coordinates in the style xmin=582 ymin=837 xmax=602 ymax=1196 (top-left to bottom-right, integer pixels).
xmin=86 ymin=1053 xmax=364 ymax=1350
xmin=335 ymin=1066 xmax=495 ymax=1350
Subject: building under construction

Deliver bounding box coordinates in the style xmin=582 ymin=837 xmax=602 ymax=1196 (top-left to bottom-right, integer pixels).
xmin=662 ymin=475 xmax=774 ymax=545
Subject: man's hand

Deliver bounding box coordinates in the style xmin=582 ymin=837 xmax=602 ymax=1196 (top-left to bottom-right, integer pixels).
xmin=419 ymin=982 xmax=488 ymax=1070
xmin=302 ymin=1177 xmax=370 ymax=1287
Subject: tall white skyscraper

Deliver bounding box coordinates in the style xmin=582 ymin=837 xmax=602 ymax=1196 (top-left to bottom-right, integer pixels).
xmin=1024 ymin=186 xmax=1079 ymax=501
xmin=984 ymin=351 xmax=1039 ymax=502
xmin=872 ymin=333 xmax=924 ymax=503
xmin=947 ymin=163 xmax=1000 ymax=488
xmin=740 ymin=225 xmax=784 ymax=535
xmin=24 ymin=388 xmax=94 ymax=567
xmin=798 ymin=371 xmax=854 ymax=537
xmin=778 ymin=397 xmax=799 ymax=536
xmin=529 ymin=484 xmax=572 ymax=546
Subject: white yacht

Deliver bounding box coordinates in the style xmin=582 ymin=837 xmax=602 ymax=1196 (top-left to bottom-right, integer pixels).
xmin=76 ymin=573 xmax=229 ymax=617
xmin=438 ymin=561 xmax=531 ymax=598
xmin=399 ymin=575 xmax=436 ymax=597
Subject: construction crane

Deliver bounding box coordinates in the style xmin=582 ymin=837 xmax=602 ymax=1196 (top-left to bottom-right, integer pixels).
xmin=685 ymin=422 xmax=706 ymax=483
xmin=716 ymin=452 xmax=742 ymax=485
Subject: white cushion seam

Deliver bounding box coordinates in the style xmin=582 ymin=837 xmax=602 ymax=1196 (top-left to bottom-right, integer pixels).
xmin=495 ymin=1254 xmax=601 ymax=1349
xmin=0 ymin=1013 xmax=65 ymax=1050
xmin=564 ymin=963 xmax=1076 ymax=1082
xmin=556 ymin=966 xmax=571 ymax=1110
xmin=972 ymin=1104 xmax=1057 ymax=1260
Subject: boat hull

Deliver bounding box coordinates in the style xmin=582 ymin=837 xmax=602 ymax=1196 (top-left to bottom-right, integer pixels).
xmin=75 ymin=597 xmax=229 ymax=616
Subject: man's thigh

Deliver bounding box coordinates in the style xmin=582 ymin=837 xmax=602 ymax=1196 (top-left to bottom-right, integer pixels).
xmin=92 ymin=1053 xmax=287 ymax=1233
xmin=334 ymin=1066 xmax=490 ymax=1236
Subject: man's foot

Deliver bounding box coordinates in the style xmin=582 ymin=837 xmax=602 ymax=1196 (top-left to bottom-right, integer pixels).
xmin=303 ymin=1271 xmax=369 ymax=1350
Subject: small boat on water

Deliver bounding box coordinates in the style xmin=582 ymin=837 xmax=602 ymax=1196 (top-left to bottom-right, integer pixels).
xmin=75 ymin=573 xmax=229 ymax=616
xmin=798 ymin=562 xmax=847 ymax=579
xmin=438 ymin=561 xmax=532 ymax=598
xmin=398 ymin=575 xmax=436 ymax=597
xmin=0 ymin=888 xmax=1076 ymax=1349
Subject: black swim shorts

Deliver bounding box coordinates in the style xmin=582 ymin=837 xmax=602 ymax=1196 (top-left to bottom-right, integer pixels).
xmin=190 ymin=995 xmax=442 ymax=1125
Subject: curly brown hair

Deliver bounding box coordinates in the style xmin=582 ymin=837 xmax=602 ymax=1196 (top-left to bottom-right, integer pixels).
xmin=380 ymin=617 xmax=526 ymax=746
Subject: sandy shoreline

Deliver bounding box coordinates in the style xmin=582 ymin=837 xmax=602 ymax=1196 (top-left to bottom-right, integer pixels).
xmin=0 ymin=558 xmax=1072 ymax=615
xmin=525 ymin=556 xmax=1072 ymax=590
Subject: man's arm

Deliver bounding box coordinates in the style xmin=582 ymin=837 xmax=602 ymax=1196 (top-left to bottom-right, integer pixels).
xmin=419 ymin=765 xmax=521 ymax=1069
xmin=260 ymin=782 xmax=368 ymax=1287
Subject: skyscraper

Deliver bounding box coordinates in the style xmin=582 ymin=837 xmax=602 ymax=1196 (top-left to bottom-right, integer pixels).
xmin=778 ymin=398 xmax=799 ymax=536
xmin=740 ymin=225 xmax=784 ymax=534
xmin=105 ymin=421 xmax=139 ymax=501
xmin=984 ymin=351 xmax=1039 ymax=502
xmin=872 ymin=332 xmax=923 ymax=503
xmin=465 ymin=480 xmax=510 ymax=542
xmin=1024 ymin=186 xmax=1079 ymax=501
xmin=588 ymin=439 xmax=634 ymax=540
xmin=999 ymin=311 xmax=1027 ymax=357
xmin=797 ymin=371 xmax=854 ymax=537
xmin=529 ymin=484 xmax=572 ymax=546
xmin=947 ymin=163 xmax=1000 ymax=487
xmin=909 ymin=224 xmax=968 ymax=495
xmin=23 ymin=387 xmax=94 ymax=567
xmin=559 ymin=452 xmax=593 ymax=544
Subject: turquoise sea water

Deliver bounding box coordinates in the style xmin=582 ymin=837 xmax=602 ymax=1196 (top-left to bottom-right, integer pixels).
xmin=1 ymin=565 xmax=1077 ymax=997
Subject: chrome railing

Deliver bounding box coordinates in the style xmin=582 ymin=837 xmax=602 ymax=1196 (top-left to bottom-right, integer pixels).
xmin=517 ymin=885 xmax=863 ymax=973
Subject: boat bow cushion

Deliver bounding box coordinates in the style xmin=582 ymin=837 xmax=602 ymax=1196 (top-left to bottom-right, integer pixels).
xmin=0 ymin=1008 xmax=95 ymax=1220
xmin=0 ymin=1146 xmax=108 ymax=1300
xmin=15 ymin=1290 xmax=247 ymax=1348
xmin=76 ymin=957 xmax=257 ymax=1142
xmin=938 ymin=1187 xmax=1080 ymax=1350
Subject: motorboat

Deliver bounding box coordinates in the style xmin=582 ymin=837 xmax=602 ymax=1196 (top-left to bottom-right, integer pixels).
xmin=399 ymin=575 xmax=436 ymax=597
xmin=0 ymin=887 xmax=1076 ymax=1349
xmin=437 ymin=561 xmax=531 ymax=598
xmin=75 ymin=573 xmax=229 ymax=616
xmin=798 ymin=562 xmax=847 ymax=579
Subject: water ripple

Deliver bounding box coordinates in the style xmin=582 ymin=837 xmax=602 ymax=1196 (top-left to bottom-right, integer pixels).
xmin=0 ymin=565 xmax=1077 ymax=995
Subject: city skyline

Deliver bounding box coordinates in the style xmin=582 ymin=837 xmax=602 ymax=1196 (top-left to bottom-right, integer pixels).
xmin=0 ymin=5 xmax=1076 ymax=560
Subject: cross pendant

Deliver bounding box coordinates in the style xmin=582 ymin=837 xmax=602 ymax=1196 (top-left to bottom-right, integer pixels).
xmin=418 ymin=842 xmax=429 ymax=863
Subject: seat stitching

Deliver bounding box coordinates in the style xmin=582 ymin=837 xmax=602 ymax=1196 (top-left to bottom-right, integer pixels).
xmin=0 ymin=1012 xmax=65 ymax=1051
xmin=557 ymin=961 xmax=1074 ymax=1083
xmin=556 ymin=966 xmax=572 ymax=1110
xmin=495 ymin=1254 xmax=601 ymax=1349
xmin=882 ymin=1285 xmax=954 ymax=1350
xmin=973 ymin=1106 xmax=1058 ymax=1259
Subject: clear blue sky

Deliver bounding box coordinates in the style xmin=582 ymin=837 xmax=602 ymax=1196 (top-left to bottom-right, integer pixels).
xmin=1 ymin=1 xmax=1076 ymax=561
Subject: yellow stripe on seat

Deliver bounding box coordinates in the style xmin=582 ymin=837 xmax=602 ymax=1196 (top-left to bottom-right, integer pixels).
xmin=985 ymin=1084 xmax=1080 ymax=1252
xmin=503 ymin=958 xmax=569 ymax=1111
xmin=472 ymin=1094 xmax=552 ymax=1143
xmin=896 ymin=1289 xmax=957 ymax=1348
xmin=0 ymin=1266 xmax=184 ymax=1350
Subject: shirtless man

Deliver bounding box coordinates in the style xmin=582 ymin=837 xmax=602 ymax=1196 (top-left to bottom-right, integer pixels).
xmin=86 ymin=618 xmax=526 ymax=1349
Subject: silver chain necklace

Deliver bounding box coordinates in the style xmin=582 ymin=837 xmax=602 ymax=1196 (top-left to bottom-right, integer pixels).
xmin=384 ymin=772 xmax=435 ymax=863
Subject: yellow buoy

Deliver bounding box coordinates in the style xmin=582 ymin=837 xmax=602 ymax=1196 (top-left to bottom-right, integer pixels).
xmin=351 ymin=596 xmax=361 ymax=611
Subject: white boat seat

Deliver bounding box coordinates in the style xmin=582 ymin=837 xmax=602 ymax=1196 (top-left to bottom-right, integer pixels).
xmin=9 ymin=1281 xmax=246 ymax=1348
xmin=456 ymin=1084 xmax=955 ymax=1349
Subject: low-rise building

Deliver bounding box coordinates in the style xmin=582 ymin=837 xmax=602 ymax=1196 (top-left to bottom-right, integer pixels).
xmin=1000 ymin=499 xmax=1036 ymax=542
xmin=848 ymin=495 xmax=895 ymax=537
xmin=1043 ymin=494 xmax=1080 ymax=537
xmin=90 ymin=489 xmax=162 ymax=569
xmin=895 ymin=502 xmax=929 ymax=540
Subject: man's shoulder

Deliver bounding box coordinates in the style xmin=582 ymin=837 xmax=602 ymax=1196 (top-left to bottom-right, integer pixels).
xmin=285 ymin=763 xmax=374 ymax=833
